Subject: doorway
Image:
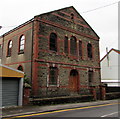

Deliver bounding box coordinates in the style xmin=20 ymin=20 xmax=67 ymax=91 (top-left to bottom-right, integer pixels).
xmin=69 ymin=69 xmax=79 ymax=93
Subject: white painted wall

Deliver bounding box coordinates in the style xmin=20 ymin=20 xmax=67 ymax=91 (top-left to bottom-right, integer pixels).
xmin=101 ymin=50 xmax=119 ymax=87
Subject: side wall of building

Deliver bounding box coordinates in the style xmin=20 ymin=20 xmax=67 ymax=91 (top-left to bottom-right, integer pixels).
xmin=1 ymin=22 xmax=33 ymax=83
xmin=101 ymin=50 xmax=119 ymax=89
xmin=101 ymin=51 xmax=118 ymax=80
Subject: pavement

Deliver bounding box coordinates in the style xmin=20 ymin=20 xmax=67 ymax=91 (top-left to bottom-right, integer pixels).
xmin=2 ymin=99 xmax=119 ymax=118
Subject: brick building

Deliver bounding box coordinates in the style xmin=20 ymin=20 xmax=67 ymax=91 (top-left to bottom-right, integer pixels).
xmin=0 ymin=6 xmax=101 ymax=98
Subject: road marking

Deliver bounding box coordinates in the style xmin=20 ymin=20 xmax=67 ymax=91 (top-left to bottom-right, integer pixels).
xmin=5 ymin=102 xmax=119 ymax=119
xmin=101 ymin=111 xmax=119 ymax=117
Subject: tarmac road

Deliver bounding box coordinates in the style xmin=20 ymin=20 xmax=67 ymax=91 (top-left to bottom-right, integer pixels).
xmin=5 ymin=101 xmax=119 ymax=118
xmin=30 ymin=103 xmax=119 ymax=118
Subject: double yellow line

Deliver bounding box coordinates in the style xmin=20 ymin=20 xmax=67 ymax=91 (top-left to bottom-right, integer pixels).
xmin=4 ymin=102 xmax=119 ymax=119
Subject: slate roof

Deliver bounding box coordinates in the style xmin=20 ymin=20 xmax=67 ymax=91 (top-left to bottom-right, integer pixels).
xmin=100 ymin=48 xmax=120 ymax=62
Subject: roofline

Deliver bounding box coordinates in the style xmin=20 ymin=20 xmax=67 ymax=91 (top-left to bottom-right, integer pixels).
xmin=35 ymin=6 xmax=74 ymax=17
xmin=0 ymin=6 xmax=100 ymax=39
xmin=0 ymin=6 xmax=73 ymax=39
xmin=100 ymin=48 xmax=120 ymax=62
xmin=0 ymin=18 xmax=34 ymax=38
xmin=71 ymin=7 xmax=100 ymax=39
xmin=112 ymin=48 xmax=120 ymax=54
xmin=0 ymin=64 xmax=24 ymax=74
xmin=35 ymin=6 xmax=100 ymax=39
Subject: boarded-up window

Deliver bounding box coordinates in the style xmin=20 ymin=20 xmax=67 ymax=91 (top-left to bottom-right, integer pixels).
xmin=88 ymin=70 xmax=93 ymax=85
xmin=17 ymin=65 xmax=23 ymax=71
xmin=7 ymin=40 xmax=12 ymax=56
xmin=79 ymin=41 xmax=82 ymax=58
xmin=70 ymin=36 xmax=77 ymax=56
xmin=87 ymin=43 xmax=92 ymax=59
xmin=49 ymin=67 xmax=58 ymax=85
xmin=64 ymin=36 xmax=68 ymax=53
xmin=50 ymin=33 xmax=57 ymax=52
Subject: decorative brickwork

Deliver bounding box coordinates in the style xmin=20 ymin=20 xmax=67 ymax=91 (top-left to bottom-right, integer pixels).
xmin=1 ymin=6 xmax=101 ymax=99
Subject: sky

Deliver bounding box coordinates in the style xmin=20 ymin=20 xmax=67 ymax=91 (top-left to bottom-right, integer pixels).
xmin=0 ymin=0 xmax=119 ymax=59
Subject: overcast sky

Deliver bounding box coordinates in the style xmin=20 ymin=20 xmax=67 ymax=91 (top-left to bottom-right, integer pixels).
xmin=0 ymin=0 xmax=119 ymax=58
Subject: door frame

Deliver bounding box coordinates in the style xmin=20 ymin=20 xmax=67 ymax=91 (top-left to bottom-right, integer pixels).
xmin=69 ymin=69 xmax=80 ymax=93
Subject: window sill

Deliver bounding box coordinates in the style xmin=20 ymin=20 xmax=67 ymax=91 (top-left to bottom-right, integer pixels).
xmin=18 ymin=51 xmax=24 ymax=55
xmin=6 ymin=55 xmax=11 ymax=57
xmin=48 ymin=84 xmax=57 ymax=87
xmin=87 ymin=58 xmax=93 ymax=61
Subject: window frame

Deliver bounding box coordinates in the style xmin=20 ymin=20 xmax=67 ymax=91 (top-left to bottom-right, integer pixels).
xmin=17 ymin=65 xmax=24 ymax=71
xmin=88 ymin=70 xmax=93 ymax=85
xmin=79 ymin=40 xmax=82 ymax=59
xmin=64 ymin=36 xmax=69 ymax=54
xmin=87 ymin=43 xmax=93 ymax=60
xmin=49 ymin=33 xmax=57 ymax=52
xmin=70 ymin=36 xmax=77 ymax=56
xmin=18 ymin=35 xmax=25 ymax=54
xmin=49 ymin=66 xmax=58 ymax=86
xmin=7 ymin=40 xmax=13 ymax=57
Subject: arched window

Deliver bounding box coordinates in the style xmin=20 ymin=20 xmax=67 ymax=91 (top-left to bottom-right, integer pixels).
xmin=71 ymin=13 xmax=74 ymax=20
xmin=49 ymin=33 xmax=57 ymax=52
xmin=79 ymin=41 xmax=82 ymax=58
xmin=64 ymin=36 xmax=68 ymax=53
xmin=70 ymin=69 xmax=78 ymax=76
xmin=19 ymin=35 xmax=25 ymax=53
xmin=17 ymin=65 xmax=23 ymax=71
xmin=7 ymin=40 xmax=12 ymax=56
xmin=70 ymin=36 xmax=77 ymax=56
xmin=49 ymin=66 xmax=58 ymax=85
xmin=87 ymin=43 xmax=92 ymax=59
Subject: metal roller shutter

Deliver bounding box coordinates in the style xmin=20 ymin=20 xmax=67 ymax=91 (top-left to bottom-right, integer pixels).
xmin=0 ymin=77 xmax=2 ymax=107
xmin=2 ymin=78 xmax=19 ymax=107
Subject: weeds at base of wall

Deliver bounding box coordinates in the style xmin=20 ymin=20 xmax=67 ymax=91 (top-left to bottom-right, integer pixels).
xmin=106 ymin=92 xmax=120 ymax=100
xmin=31 ymin=95 xmax=94 ymax=106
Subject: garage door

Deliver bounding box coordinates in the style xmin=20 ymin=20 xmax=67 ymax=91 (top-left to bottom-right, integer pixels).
xmin=2 ymin=77 xmax=19 ymax=107
xmin=0 ymin=78 xmax=2 ymax=107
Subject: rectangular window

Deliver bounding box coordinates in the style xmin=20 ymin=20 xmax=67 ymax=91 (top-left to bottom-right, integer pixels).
xmin=49 ymin=67 xmax=58 ymax=85
xmin=88 ymin=70 xmax=93 ymax=85
xmin=64 ymin=36 xmax=68 ymax=53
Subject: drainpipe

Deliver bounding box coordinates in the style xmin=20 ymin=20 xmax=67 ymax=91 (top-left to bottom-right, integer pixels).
xmin=106 ymin=47 xmax=109 ymax=67
xmin=1 ymin=34 xmax=4 ymax=64
xmin=31 ymin=19 xmax=34 ymax=92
